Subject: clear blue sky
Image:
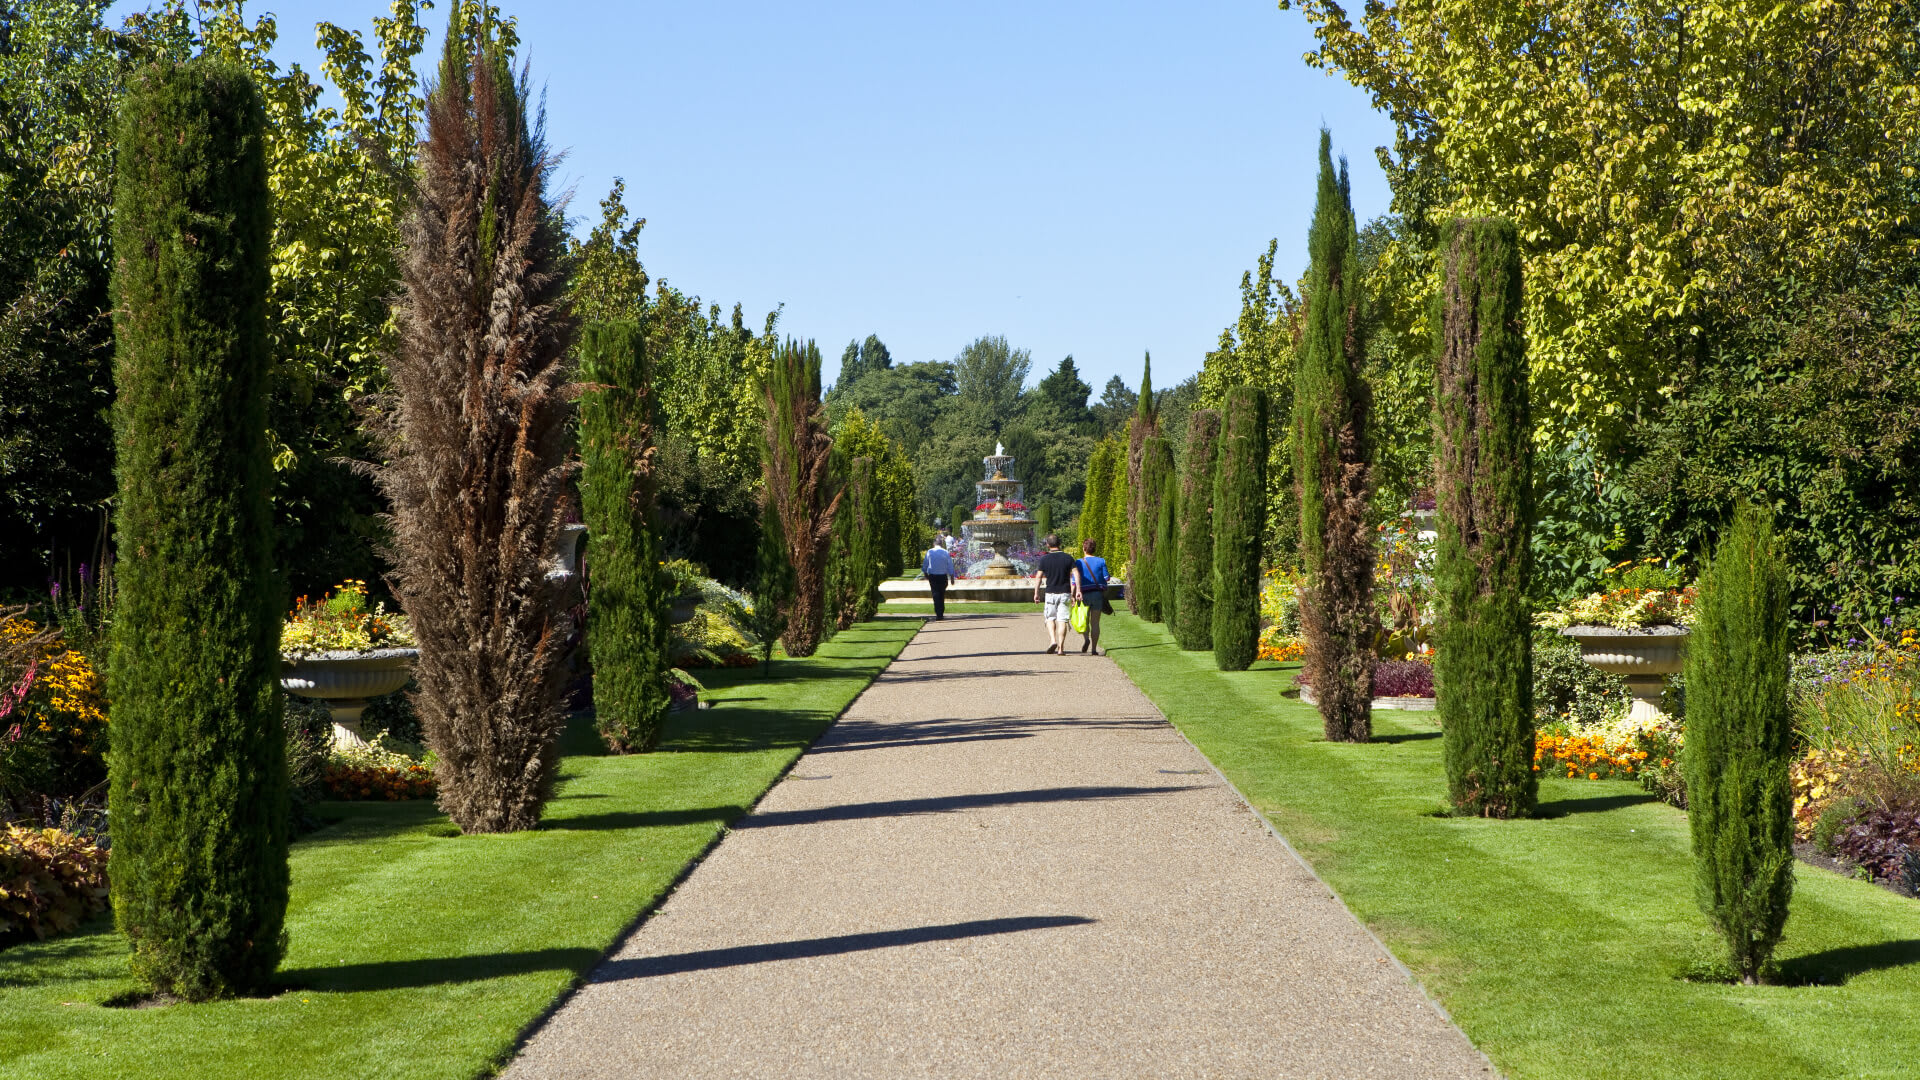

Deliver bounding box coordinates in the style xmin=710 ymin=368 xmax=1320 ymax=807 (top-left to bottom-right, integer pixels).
xmin=113 ymin=1 xmax=1395 ymax=393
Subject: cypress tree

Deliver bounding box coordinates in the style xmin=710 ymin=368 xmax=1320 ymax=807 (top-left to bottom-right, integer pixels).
xmin=1155 ymin=438 xmax=1180 ymax=629
xmin=950 ymin=503 xmax=968 ymax=538
xmin=1213 ymin=387 xmax=1268 ymax=670
xmin=748 ymin=499 xmax=795 ymax=675
xmin=1081 ymin=438 xmax=1114 ymax=559
xmin=1174 ymin=410 xmax=1223 ymax=650
xmin=762 ymin=338 xmax=841 ymax=656
xmin=826 ymin=455 xmax=880 ymax=631
xmin=1433 ymin=218 xmax=1537 ymax=818
xmin=1125 ymin=352 xmax=1157 ymax=602
xmin=1036 ymin=503 xmax=1053 ymax=543
xmin=578 ymin=321 xmax=669 ymax=754
xmin=1135 ymin=436 xmax=1174 ymax=622
xmin=381 ymin=15 xmax=579 ymax=833
xmin=1686 ymin=504 xmax=1794 ymax=984
xmin=1104 ymin=436 xmax=1130 ymax=569
xmin=107 ymin=58 xmax=287 ymax=1000
xmin=1293 ymin=130 xmax=1378 ymax=744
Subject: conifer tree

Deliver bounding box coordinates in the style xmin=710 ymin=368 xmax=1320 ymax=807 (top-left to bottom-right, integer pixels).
xmin=1135 ymin=436 xmax=1174 ymax=622
xmin=1104 ymin=437 xmax=1130 ymax=569
xmin=1294 ymin=130 xmax=1378 ymax=743
xmin=578 ymin=320 xmax=669 ymax=754
xmin=1686 ymin=504 xmax=1794 ymax=984
xmin=1213 ymin=387 xmax=1268 ymax=670
xmin=1155 ymin=441 xmax=1180 ymax=629
xmin=1433 ymin=218 xmax=1536 ymax=818
xmin=1174 ymin=410 xmax=1223 ymax=650
xmin=826 ymin=454 xmax=880 ymax=631
xmin=1081 ymin=438 xmax=1114 ymax=558
xmin=1126 ymin=352 xmax=1157 ymax=601
xmin=380 ymin=14 xmax=578 ymax=833
xmin=1036 ymin=503 xmax=1052 ymax=543
xmin=762 ymin=338 xmax=842 ymax=656
xmin=108 ymin=57 xmax=287 ymax=1000
xmin=748 ymin=500 xmax=794 ymax=675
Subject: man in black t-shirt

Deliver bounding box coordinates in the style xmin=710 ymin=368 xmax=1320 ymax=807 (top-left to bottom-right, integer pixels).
xmin=1030 ymin=534 xmax=1081 ymax=655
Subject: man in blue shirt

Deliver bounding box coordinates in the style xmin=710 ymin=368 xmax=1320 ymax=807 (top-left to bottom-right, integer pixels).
xmin=922 ymin=539 xmax=954 ymax=619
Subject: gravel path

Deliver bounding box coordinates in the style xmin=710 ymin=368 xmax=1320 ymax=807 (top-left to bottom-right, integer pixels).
xmin=506 ymin=615 xmax=1493 ymax=1079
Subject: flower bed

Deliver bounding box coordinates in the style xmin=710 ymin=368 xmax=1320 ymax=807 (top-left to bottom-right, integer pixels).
xmin=282 ymin=580 xmax=415 ymax=656
xmin=1257 ymin=625 xmax=1305 ymax=662
xmin=322 ymin=743 xmax=436 ymax=801
xmin=1533 ymin=712 xmax=1682 ymax=789
xmin=1536 ymin=558 xmax=1695 ymax=630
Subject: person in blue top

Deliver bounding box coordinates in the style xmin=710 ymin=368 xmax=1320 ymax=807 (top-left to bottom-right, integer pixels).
xmin=1075 ymin=538 xmax=1110 ymax=655
xmin=922 ymin=536 xmax=955 ymax=620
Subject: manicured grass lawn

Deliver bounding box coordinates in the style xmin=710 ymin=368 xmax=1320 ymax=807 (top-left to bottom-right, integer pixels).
xmin=0 ymin=618 xmax=922 ymax=1080
xmin=1100 ymin=614 xmax=1920 ymax=1080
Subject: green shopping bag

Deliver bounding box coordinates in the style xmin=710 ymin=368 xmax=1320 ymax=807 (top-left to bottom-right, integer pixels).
xmin=1069 ymin=600 xmax=1089 ymax=634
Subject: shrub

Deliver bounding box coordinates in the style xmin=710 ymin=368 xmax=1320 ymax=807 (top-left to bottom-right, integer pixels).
xmin=1685 ymin=504 xmax=1794 ymax=984
xmin=1533 ymin=628 xmax=1631 ymax=727
xmin=1294 ymin=131 xmax=1377 ymax=743
xmin=1172 ymin=410 xmax=1221 ymax=650
xmin=1831 ymin=804 xmax=1920 ymax=883
xmin=579 ymin=320 xmax=671 ymax=755
xmin=762 ymin=338 xmax=841 ymax=657
xmin=1373 ymin=660 xmax=1436 ymax=699
xmin=1213 ymin=388 xmax=1269 ymax=670
xmin=1433 ymin=216 xmax=1536 ymax=818
xmin=1 ymin=825 xmax=108 ymax=946
xmin=1151 ymin=437 xmax=1180 ymax=628
xmin=378 ymin=16 xmax=579 ymax=834
xmin=108 ymin=57 xmax=287 ymax=1000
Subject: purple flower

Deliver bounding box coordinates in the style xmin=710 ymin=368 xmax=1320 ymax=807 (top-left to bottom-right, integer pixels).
xmin=1886 ymin=617 xmax=1896 ymax=626
xmin=49 ymin=581 xmax=59 ymax=601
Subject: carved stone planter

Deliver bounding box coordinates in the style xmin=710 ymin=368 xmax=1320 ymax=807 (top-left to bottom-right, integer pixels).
xmin=1299 ymin=685 xmax=1437 ymax=712
xmin=281 ymin=648 xmax=418 ymax=748
xmin=1557 ymin=625 xmax=1689 ymax=722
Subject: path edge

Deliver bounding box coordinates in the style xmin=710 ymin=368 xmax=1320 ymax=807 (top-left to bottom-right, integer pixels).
xmin=488 ymin=616 xmax=928 ymax=1078
xmin=1121 ymin=668 xmax=1506 ymax=1079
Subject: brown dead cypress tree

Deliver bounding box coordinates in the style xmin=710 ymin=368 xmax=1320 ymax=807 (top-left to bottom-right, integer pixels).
xmin=378 ymin=12 xmax=577 ymax=833
xmin=763 ymin=337 xmax=842 ymax=657
xmin=1294 ymin=130 xmax=1378 ymax=743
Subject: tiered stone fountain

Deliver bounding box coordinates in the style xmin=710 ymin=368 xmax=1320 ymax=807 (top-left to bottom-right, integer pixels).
xmin=958 ymin=443 xmax=1037 ymax=578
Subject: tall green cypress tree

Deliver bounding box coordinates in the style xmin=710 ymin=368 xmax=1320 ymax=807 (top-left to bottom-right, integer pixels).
xmin=107 ymin=58 xmax=287 ymax=1000
xmin=1134 ymin=436 xmax=1172 ymax=621
xmin=1154 ymin=438 xmax=1180 ymax=629
xmin=748 ymin=498 xmax=795 ymax=676
xmin=1104 ymin=437 xmax=1130 ymax=569
xmin=1036 ymin=503 xmax=1053 ymax=543
xmin=1174 ymin=410 xmax=1223 ymax=650
xmin=1686 ymin=504 xmax=1794 ymax=984
xmin=1125 ymin=353 xmax=1157 ymax=602
xmin=826 ymin=454 xmax=881 ymax=631
xmin=578 ymin=320 xmax=669 ymax=754
xmin=1082 ymin=438 xmax=1114 ymax=558
xmin=1433 ymin=218 xmax=1536 ymax=818
xmin=1213 ymin=387 xmax=1268 ymax=670
xmin=1294 ymin=129 xmax=1378 ymax=744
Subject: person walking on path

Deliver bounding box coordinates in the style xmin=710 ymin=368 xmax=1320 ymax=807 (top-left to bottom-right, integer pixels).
xmin=1076 ymin=538 xmax=1110 ymax=656
xmin=922 ymin=538 xmax=954 ymax=620
xmin=1031 ymin=533 xmax=1080 ymax=654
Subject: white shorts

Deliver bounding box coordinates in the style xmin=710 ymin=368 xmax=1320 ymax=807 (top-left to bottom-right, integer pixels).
xmin=1043 ymin=593 xmax=1073 ymax=623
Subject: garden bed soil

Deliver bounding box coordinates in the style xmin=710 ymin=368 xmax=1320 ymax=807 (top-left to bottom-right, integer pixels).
xmin=1794 ymin=842 xmax=1917 ymax=900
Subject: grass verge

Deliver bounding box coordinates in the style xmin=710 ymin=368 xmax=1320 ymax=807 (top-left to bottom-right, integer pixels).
xmin=0 ymin=617 xmax=922 ymax=1080
xmin=1100 ymin=614 xmax=1920 ymax=1080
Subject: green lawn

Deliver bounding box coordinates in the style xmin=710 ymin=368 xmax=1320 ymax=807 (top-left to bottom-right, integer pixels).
xmin=1100 ymin=614 xmax=1920 ymax=1080
xmin=0 ymin=617 xmax=922 ymax=1080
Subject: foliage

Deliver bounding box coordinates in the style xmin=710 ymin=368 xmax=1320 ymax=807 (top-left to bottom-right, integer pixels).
xmin=1079 ymin=433 xmax=1127 ymax=570
xmin=1537 ymin=559 xmax=1696 ymax=629
xmin=825 ymin=455 xmax=881 ymax=632
xmin=1433 ymin=217 xmax=1534 ymax=818
xmin=0 ymin=611 xmax=107 ymax=808
xmin=1294 ymin=131 xmax=1377 ymax=743
xmin=747 ymin=501 xmax=795 ymax=675
xmin=1212 ymin=388 xmax=1268 ymax=670
xmin=1373 ymin=512 xmax=1436 ymax=656
xmin=321 ymin=742 xmax=435 ymax=801
xmin=377 ymin=11 xmax=576 ymax=835
xmin=1372 ymin=660 xmax=1434 ymax=699
xmin=1133 ymin=436 xmax=1173 ymax=623
xmin=0 ymin=825 xmax=107 ymax=946
xmin=1684 ymin=504 xmax=1794 ymax=983
xmin=761 ymin=338 xmax=841 ymax=658
xmin=1791 ymin=633 xmax=1920 ymax=821
xmin=107 ymin=56 xmax=287 ymax=999
xmin=1281 ymin=0 xmax=1920 ymax=442
xmin=1172 ymin=410 xmax=1221 ymax=651
xmin=1200 ymin=240 xmax=1300 ymax=566
xmin=279 ymin=580 xmax=413 ymax=655
xmin=831 ymin=409 xmax=922 ymax=575
xmin=1257 ymin=627 xmax=1306 ymax=663
xmin=1830 ymin=805 xmax=1920 ymax=885
xmin=1531 ymin=628 xmax=1629 ymax=729
xmin=1152 ymin=438 xmax=1179 ymax=631
xmin=578 ymin=321 xmax=671 ymax=755
xmin=667 ymin=563 xmax=758 ymax=670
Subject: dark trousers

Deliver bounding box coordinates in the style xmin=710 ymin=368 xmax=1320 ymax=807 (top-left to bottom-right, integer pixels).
xmin=926 ymin=573 xmax=949 ymax=618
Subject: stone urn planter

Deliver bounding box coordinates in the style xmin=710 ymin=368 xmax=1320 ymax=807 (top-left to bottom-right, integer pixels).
xmin=1557 ymin=625 xmax=1689 ymax=722
xmin=281 ymin=648 xmax=419 ymax=748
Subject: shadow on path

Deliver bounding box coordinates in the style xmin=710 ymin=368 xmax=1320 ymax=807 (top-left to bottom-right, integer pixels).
xmin=808 ymin=715 xmax=1166 ymax=755
xmin=595 ymin=916 xmax=1097 ymax=982
xmin=733 ymin=784 xmax=1202 ymax=829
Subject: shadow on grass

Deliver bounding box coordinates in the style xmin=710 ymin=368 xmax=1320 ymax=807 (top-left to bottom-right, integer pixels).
xmin=1779 ymin=939 xmax=1920 ymax=986
xmin=0 ymin=918 xmax=119 ymax=986
xmin=1535 ymin=793 xmax=1658 ymax=817
xmin=280 ymin=947 xmax=603 ymax=992
xmin=1372 ymin=731 xmax=1442 ymax=744
xmin=595 ymin=916 xmax=1096 ymax=981
xmin=733 ymin=784 xmax=1201 ymax=829
xmin=539 ymin=805 xmax=743 ymax=831
xmin=298 ymin=799 xmax=449 ymax=846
